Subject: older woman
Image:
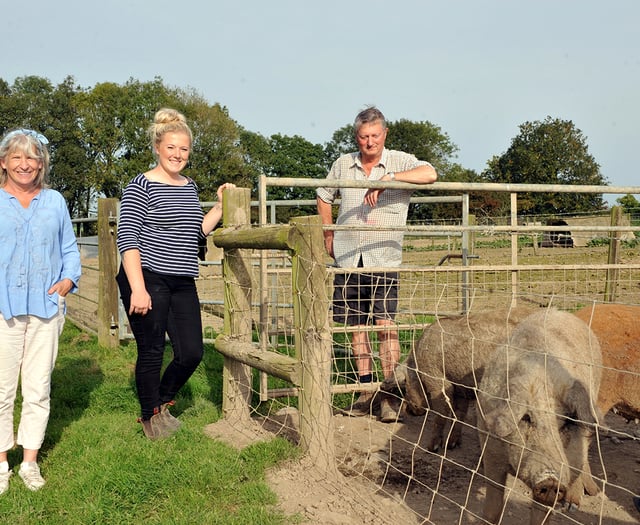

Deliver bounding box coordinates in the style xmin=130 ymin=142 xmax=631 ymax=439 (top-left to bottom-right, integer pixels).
xmin=0 ymin=128 xmax=81 ymax=493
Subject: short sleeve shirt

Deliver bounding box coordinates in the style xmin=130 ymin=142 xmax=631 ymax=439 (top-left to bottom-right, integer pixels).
xmin=316 ymin=148 xmax=432 ymax=268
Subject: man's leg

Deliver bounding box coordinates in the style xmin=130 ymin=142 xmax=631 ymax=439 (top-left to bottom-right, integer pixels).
xmin=334 ymin=269 xmax=379 ymax=416
xmin=376 ymin=319 xmax=400 ymax=381
xmin=372 ymin=272 xmax=403 ymax=422
xmin=350 ymin=329 xmax=374 ymax=378
xmin=344 ymin=328 xmax=379 ymax=415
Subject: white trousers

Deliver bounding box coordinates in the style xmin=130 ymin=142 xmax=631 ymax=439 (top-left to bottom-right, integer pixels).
xmin=0 ymin=303 xmax=65 ymax=452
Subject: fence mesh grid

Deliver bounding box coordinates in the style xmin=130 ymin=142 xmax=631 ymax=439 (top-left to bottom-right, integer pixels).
xmin=69 ymin=227 xmax=640 ymax=523
xmin=187 ymin=233 xmax=640 ymax=524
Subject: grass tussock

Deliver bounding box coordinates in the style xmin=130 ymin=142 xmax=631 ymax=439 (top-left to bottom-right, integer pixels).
xmin=0 ymin=322 xmax=299 ymax=524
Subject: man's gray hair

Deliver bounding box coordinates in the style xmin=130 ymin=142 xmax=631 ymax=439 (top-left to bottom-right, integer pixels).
xmin=354 ymin=106 xmax=386 ymax=134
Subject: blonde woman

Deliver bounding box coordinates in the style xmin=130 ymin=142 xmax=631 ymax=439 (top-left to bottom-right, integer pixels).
xmin=116 ymin=108 xmax=234 ymax=440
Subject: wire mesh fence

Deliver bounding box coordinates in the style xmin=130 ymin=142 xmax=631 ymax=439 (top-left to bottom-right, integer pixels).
xmin=65 ymin=193 xmax=640 ymax=523
xmin=195 ymin=224 xmax=640 ymax=523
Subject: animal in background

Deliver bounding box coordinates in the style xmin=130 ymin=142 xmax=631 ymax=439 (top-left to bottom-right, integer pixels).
xmin=574 ymin=303 xmax=640 ymax=421
xmin=476 ymin=308 xmax=601 ymax=525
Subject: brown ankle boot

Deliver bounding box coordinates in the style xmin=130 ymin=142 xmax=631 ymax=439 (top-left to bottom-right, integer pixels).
xmin=160 ymin=401 xmax=182 ymax=433
xmin=379 ymin=393 xmax=404 ymax=423
xmin=139 ymin=409 xmax=178 ymax=440
xmin=342 ymin=391 xmax=380 ymax=417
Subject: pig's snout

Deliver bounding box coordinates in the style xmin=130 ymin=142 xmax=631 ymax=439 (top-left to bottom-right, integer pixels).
xmin=406 ymin=402 xmax=427 ymax=416
xmin=532 ymin=476 xmax=566 ymax=506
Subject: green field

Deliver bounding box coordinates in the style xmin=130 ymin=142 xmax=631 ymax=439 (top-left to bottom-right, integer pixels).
xmin=0 ymin=322 xmax=299 ymax=525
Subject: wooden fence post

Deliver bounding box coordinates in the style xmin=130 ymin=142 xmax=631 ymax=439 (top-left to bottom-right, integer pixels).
xmin=97 ymin=198 xmax=120 ymax=348
xmin=213 ymin=214 xmax=338 ymax=474
xmin=220 ymin=188 xmax=254 ymax=423
xmin=605 ymin=205 xmax=622 ymax=302
xmin=289 ymin=216 xmax=336 ymax=473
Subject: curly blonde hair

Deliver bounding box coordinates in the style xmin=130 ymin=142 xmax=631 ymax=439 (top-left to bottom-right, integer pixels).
xmin=147 ymin=108 xmax=193 ymax=156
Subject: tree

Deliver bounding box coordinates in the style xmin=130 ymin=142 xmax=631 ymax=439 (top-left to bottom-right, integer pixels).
xmin=267 ymin=133 xmax=326 ymax=219
xmin=483 ymin=117 xmax=608 ymax=216
xmin=1 ymin=75 xmax=253 ymax=214
xmin=0 ymin=75 xmax=91 ymax=218
xmin=420 ymin=163 xmax=506 ymax=223
xmin=180 ymin=90 xmax=249 ymax=201
xmin=0 ymin=76 xmax=54 ymax=134
xmin=238 ymin=128 xmax=271 ymax=184
xmin=75 ymin=78 xmax=176 ymax=201
xmin=240 ymin=131 xmax=326 ymax=222
xmin=617 ymin=194 xmax=640 ymax=224
xmin=617 ymin=194 xmax=639 ymax=212
xmin=386 ymin=119 xmax=458 ymax=177
xmin=322 ymin=124 xmax=354 ymax=168
xmin=47 ymin=77 xmax=93 ymax=219
xmin=76 ymin=79 xmax=249 ymax=203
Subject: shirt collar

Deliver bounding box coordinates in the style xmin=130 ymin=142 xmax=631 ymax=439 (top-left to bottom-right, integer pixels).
xmin=0 ymin=187 xmax=43 ymax=202
xmin=354 ymin=148 xmax=389 ymax=168
xmin=379 ymin=148 xmax=390 ymax=168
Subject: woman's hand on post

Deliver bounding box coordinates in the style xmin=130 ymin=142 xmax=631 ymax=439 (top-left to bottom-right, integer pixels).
xmin=216 ymin=182 xmax=236 ymax=202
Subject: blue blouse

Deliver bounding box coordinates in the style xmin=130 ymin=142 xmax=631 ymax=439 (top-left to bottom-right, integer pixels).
xmin=0 ymin=188 xmax=81 ymax=320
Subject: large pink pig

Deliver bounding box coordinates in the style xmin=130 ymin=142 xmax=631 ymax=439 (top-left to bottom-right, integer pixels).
xmin=477 ymin=308 xmax=601 ymax=525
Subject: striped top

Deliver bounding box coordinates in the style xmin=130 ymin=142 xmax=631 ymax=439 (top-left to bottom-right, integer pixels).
xmin=117 ymin=174 xmax=205 ymax=278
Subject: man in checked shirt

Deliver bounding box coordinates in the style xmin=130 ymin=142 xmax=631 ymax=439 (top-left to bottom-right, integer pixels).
xmin=317 ymin=106 xmax=437 ymax=422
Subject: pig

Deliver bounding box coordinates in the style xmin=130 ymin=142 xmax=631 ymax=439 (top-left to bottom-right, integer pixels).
xmin=476 ymin=308 xmax=602 ymax=525
xmin=574 ymin=303 xmax=640 ymax=421
xmin=572 ymin=303 xmax=640 ymax=497
xmin=401 ymin=306 xmax=536 ymax=452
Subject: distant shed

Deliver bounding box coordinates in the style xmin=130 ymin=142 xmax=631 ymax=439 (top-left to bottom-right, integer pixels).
xmin=524 ymin=214 xmax=635 ymax=248
xmin=565 ymin=214 xmax=634 ymax=247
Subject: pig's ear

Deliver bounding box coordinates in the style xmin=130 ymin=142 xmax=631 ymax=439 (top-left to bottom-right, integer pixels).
xmin=565 ymin=380 xmax=600 ymax=426
xmin=483 ymin=408 xmax=514 ymax=438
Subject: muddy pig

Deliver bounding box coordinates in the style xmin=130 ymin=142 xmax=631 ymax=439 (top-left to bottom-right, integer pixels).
xmin=402 ymin=305 xmax=535 ymax=452
xmin=572 ymin=303 xmax=640 ymax=497
xmin=574 ymin=303 xmax=640 ymax=421
xmin=476 ymin=308 xmax=601 ymax=525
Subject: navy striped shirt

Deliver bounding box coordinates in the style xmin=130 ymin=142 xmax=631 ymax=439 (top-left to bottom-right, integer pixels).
xmin=117 ymin=174 xmax=205 ymax=278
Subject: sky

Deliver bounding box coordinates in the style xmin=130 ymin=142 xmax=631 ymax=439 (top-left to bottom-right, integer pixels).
xmin=3 ymin=0 xmax=639 ymax=197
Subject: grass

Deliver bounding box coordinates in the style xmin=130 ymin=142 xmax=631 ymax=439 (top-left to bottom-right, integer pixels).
xmin=0 ymin=322 xmax=300 ymax=525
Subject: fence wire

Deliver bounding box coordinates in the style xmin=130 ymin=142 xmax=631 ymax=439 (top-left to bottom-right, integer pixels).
xmin=66 ymin=215 xmax=640 ymax=523
xmin=190 ymin=233 xmax=640 ymax=524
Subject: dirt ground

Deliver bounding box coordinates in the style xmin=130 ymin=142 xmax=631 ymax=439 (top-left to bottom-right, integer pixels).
xmin=206 ymin=407 xmax=640 ymax=525
xmin=200 ymin=248 xmax=640 ymax=525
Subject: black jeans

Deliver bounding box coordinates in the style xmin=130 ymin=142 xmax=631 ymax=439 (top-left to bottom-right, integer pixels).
xmin=116 ymin=266 xmax=204 ymax=419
